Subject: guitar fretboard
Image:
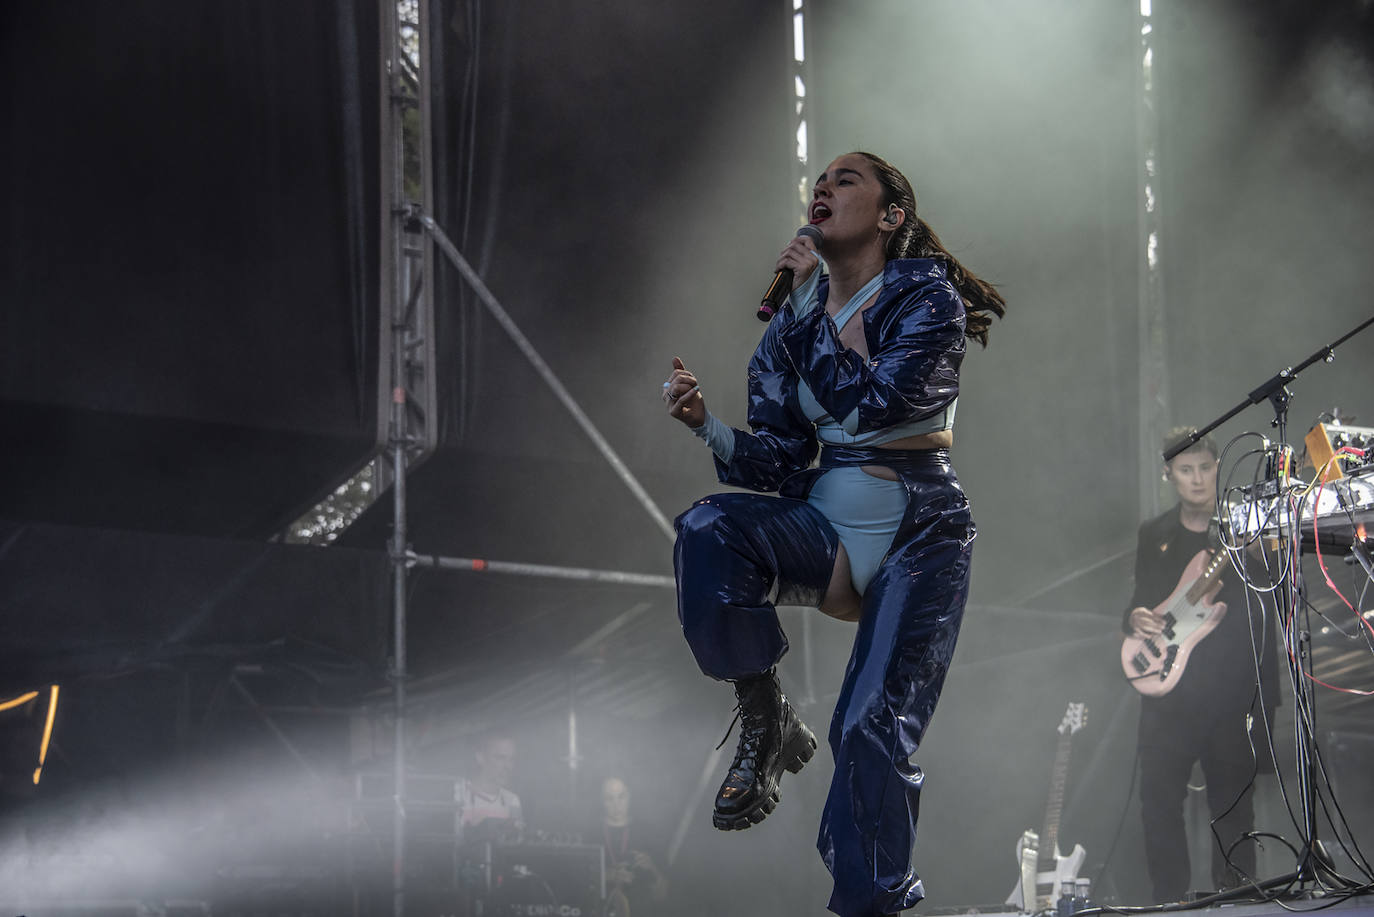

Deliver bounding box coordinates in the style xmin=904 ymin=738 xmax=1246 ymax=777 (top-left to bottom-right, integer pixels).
xmin=1036 ymin=729 xmax=1073 ymax=872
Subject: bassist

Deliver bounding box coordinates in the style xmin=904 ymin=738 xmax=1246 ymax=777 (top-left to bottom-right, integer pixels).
xmin=1122 ymin=428 xmax=1279 ymax=902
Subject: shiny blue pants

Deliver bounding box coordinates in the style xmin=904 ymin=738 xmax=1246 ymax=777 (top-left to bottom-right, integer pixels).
xmin=674 ymin=448 xmax=975 ymax=917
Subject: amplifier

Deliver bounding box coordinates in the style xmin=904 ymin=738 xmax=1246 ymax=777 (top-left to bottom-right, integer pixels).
xmin=487 ymin=843 xmax=605 ymax=917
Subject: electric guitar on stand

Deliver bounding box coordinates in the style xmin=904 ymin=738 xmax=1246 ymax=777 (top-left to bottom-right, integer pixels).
xmin=1120 ymin=549 xmax=1228 ymax=696
xmin=1006 ymin=703 xmax=1088 ymax=913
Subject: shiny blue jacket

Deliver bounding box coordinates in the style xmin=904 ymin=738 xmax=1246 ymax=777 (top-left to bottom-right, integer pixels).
xmin=715 ymin=258 xmax=966 ymax=493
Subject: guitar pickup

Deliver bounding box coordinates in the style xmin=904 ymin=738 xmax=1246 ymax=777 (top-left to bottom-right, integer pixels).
xmin=1131 ymin=653 xmax=1150 ymax=674
xmin=1145 ymin=640 xmax=1162 ymax=658
xmin=1161 ymin=613 xmax=1177 ymax=640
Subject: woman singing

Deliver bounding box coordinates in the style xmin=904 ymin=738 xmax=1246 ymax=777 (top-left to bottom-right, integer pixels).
xmin=663 ymin=151 xmax=1005 ymax=917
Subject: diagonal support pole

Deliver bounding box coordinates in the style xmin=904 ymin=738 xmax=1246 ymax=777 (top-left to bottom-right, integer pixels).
xmin=417 ymin=212 xmax=676 ymax=543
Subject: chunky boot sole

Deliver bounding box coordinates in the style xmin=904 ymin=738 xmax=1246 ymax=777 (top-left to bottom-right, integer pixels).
xmin=712 ymin=720 xmax=817 ymax=831
xmin=781 ymin=721 xmax=817 ymax=773
xmin=713 ymin=791 xmax=778 ymax=830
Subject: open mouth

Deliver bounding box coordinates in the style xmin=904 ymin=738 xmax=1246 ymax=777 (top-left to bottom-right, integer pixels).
xmin=810 ymin=203 xmax=832 ymax=223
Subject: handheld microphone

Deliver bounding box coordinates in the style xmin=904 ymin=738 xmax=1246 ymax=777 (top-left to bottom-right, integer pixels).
xmin=757 ymin=224 xmax=824 ymax=322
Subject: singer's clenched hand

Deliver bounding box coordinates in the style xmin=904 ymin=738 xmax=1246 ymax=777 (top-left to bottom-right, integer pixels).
xmin=775 ymin=233 xmax=821 ymax=289
xmin=663 ymin=356 xmax=706 ymax=429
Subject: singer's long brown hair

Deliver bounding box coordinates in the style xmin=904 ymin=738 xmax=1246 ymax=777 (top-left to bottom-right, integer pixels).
xmin=855 ymin=151 xmax=1006 ymax=347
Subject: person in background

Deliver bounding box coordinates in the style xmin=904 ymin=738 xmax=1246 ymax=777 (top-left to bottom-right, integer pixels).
xmin=591 ymin=776 xmax=669 ymax=916
xmin=1123 ymin=427 xmax=1280 ymax=901
xmin=455 ymin=732 xmax=524 ymax=841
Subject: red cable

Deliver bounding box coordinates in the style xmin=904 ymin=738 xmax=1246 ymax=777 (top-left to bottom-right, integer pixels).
xmin=1289 ymin=469 xmax=1374 ymax=696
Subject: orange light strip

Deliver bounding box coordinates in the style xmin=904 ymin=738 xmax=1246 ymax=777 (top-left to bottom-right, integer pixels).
xmin=32 ymin=684 xmax=60 ymax=785
xmin=0 ymin=691 xmax=39 ymax=713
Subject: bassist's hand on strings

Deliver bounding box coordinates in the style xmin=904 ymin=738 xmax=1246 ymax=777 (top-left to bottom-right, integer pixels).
xmin=1129 ymin=606 xmax=1165 ymax=638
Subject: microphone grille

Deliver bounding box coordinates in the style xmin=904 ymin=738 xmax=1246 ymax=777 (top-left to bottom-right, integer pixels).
xmin=796 ymin=224 xmax=823 ymax=242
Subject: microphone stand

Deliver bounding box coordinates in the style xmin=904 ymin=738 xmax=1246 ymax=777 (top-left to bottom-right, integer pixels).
xmin=1163 ymin=314 xmax=1374 ymax=463
xmin=1174 ymin=313 xmax=1374 ymax=897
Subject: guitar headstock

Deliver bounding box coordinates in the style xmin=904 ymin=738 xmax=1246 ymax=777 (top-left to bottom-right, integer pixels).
xmin=1058 ymin=702 xmax=1088 ymax=736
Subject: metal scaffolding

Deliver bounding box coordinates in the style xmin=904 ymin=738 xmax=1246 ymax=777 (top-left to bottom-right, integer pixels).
xmin=374 ymin=3 xmax=678 ymax=912
xmin=788 ymin=0 xmax=816 ymax=228
xmin=1136 ymin=0 xmax=1171 ymax=514
xmin=379 ymin=1 xmax=438 ymax=914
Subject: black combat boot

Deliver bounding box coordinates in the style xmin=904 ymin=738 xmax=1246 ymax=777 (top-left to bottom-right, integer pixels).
xmin=712 ymin=669 xmax=816 ymax=830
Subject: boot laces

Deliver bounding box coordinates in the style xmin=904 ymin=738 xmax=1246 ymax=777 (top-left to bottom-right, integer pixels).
xmin=714 ymin=707 xmax=741 ymax=751
xmin=715 ymin=700 xmax=775 ymax=776
xmin=715 ymin=711 xmax=766 ymax=773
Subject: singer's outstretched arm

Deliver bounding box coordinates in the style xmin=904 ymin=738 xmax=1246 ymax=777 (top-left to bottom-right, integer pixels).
xmin=708 ymin=314 xmax=819 ymax=494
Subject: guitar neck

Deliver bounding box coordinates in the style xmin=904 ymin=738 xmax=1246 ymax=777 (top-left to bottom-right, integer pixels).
xmin=1183 ymin=550 xmax=1227 ymax=605
xmin=1037 ymin=730 xmax=1073 ymax=870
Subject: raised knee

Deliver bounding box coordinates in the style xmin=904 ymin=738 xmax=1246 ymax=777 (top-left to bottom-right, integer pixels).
xmin=674 ymin=494 xmax=737 ymax=541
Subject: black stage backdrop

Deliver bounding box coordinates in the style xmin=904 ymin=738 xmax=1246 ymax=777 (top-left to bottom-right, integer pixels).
xmin=1 ymin=0 xmax=381 ymax=538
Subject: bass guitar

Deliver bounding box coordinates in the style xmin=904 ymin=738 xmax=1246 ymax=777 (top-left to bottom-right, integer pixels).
xmin=1006 ymin=702 xmax=1088 ymax=913
xmin=1120 ymin=548 xmax=1228 ymax=696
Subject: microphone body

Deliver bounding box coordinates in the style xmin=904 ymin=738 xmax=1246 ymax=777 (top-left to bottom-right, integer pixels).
xmin=757 ymin=224 xmax=824 ymax=322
